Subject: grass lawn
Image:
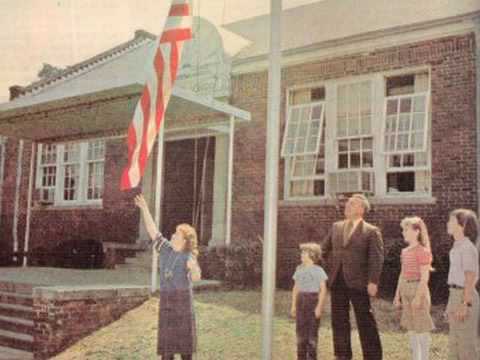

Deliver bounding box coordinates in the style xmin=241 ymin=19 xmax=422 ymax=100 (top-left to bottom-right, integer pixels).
xmin=52 ymin=290 xmax=450 ymax=359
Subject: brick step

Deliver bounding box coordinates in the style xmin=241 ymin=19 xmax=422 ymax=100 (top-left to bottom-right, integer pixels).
xmin=0 ymin=292 xmax=33 ymax=307
xmin=0 ymin=345 xmax=33 ymax=360
xmin=0 ymin=304 xmax=34 ymax=321
xmin=0 ymin=329 xmax=33 ymax=352
xmin=0 ymin=282 xmax=35 ymax=295
xmin=0 ymin=315 xmax=34 ymax=336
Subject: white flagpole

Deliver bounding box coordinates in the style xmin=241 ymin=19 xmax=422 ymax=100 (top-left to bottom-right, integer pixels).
xmin=261 ymin=0 xmax=282 ymax=358
xmin=151 ymin=123 xmax=165 ymax=293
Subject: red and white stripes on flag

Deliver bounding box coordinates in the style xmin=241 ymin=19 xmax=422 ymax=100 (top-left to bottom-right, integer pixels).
xmin=120 ymin=0 xmax=192 ymax=190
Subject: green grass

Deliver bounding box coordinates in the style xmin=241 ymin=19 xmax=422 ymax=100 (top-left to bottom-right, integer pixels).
xmin=52 ymin=290 xmax=450 ymax=359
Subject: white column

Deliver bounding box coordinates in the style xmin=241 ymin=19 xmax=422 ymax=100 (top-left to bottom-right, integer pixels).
xmin=12 ymin=139 xmax=24 ymax=262
xmin=23 ymin=142 xmax=36 ymax=267
xmin=225 ymin=116 xmax=235 ymax=246
xmin=151 ymin=122 xmax=166 ymax=293
xmin=210 ymin=134 xmax=228 ymax=247
xmin=262 ymin=0 xmax=282 ymax=358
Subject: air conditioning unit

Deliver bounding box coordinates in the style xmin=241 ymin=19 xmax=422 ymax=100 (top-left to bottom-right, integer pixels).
xmin=39 ymin=188 xmax=54 ymax=204
xmin=328 ymin=170 xmax=374 ymax=195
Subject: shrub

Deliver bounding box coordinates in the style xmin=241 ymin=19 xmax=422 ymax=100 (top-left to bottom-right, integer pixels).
xmin=198 ymin=237 xmax=263 ymax=288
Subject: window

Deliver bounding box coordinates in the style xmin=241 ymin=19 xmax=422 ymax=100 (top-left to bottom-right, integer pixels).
xmin=36 ymin=139 xmax=105 ymax=205
xmin=282 ymin=69 xmax=432 ymax=201
xmin=37 ymin=144 xmax=57 ymax=203
xmin=336 ymin=81 xmax=374 ymax=170
xmin=383 ymin=73 xmax=431 ymax=195
xmin=282 ymin=87 xmax=326 ymax=199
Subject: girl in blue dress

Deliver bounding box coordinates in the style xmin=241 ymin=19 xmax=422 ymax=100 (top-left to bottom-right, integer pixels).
xmin=135 ymin=194 xmax=201 ymax=360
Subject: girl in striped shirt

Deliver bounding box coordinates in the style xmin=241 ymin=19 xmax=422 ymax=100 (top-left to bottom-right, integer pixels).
xmin=393 ymin=216 xmax=434 ymax=360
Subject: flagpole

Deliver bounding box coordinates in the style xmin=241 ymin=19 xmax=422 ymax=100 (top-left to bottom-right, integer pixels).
xmin=261 ymin=0 xmax=282 ymax=358
xmin=151 ymin=123 xmax=165 ymax=293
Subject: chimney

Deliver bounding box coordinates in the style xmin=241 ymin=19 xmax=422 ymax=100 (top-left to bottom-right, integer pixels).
xmin=9 ymin=85 xmax=25 ymax=101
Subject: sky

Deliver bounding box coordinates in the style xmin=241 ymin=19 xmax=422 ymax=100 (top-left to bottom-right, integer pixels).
xmin=0 ymin=0 xmax=320 ymax=103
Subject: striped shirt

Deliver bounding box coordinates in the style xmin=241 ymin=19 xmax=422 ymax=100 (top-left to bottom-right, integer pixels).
xmin=401 ymin=245 xmax=432 ymax=280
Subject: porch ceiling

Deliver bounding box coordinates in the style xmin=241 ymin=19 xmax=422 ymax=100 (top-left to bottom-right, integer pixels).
xmin=0 ymin=85 xmax=250 ymax=141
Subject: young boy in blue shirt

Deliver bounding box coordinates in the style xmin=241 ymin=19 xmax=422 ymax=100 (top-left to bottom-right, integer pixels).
xmin=291 ymin=243 xmax=328 ymax=360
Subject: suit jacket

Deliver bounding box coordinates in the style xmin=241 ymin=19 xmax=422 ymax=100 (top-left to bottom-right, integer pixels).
xmin=322 ymin=219 xmax=384 ymax=291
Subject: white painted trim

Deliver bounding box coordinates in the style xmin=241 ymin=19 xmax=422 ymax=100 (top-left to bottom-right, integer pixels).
xmin=172 ymin=87 xmax=252 ymax=121
xmin=232 ymin=18 xmax=477 ymax=75
xmin=23 ymin=142 xmax=36 ymax=267
xmin=225 ymin=116 xmax=235 ymax=246
xmin=279 ymin=195 xmax=436 ymax=207
xmin=12 ymin=140 xmax=23 ymax=257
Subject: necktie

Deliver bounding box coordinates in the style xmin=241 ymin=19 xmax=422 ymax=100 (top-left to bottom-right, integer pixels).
xmin=343 ymin=220 xmax=354 ymax=246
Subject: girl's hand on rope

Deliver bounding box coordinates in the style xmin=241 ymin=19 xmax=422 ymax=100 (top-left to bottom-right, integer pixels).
xmin=134 ymin=194 xmax=148 ymax=210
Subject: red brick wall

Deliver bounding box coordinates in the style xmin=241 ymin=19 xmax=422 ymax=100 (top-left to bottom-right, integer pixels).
xmin=162 ymin=137 xmax=215 ymax=245
xmin=0 ymin=136 xmax=140 ymax=261
xmin=32 ymin=287 xmax=149 ymax=359
xmin=0 ymin=133 xmax=216 ymax=261
xmin=230 ymin=34 xmax=478 ymax=284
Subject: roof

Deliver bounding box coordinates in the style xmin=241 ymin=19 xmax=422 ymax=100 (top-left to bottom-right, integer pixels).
xmin=224 ymin=0 xmax=480 ymax=61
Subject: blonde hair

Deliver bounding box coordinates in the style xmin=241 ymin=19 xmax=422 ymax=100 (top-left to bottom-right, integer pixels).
xmin=176 ymin=224 xmax=199 ymax=257
xmin=299 ymin=243 xmax=322 ymax=263
xmin=400 ymin=216 xmax=431 ymax=250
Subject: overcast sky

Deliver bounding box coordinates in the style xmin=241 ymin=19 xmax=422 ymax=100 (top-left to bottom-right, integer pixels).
xmin=0 ymin=0 xmax=320 ymax=103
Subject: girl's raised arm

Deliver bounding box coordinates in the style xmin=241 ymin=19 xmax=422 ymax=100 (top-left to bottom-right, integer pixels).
xmin=134 ymin=194 xmax=159 ymax=241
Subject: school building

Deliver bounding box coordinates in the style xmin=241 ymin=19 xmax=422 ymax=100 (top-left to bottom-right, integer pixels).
xmin=0 ymin=0 xmax=479 ymax=284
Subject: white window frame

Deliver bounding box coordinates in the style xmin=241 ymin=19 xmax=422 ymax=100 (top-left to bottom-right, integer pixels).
xmin=36 ymin=139 xmax=105 ymax=207
xmin=381 ymin=70 xmax=432 ymax=197
xmin=283 ymin=85 xmax=327 ymax=200
xmin=281 ymin=67 xmax=432 ymax=203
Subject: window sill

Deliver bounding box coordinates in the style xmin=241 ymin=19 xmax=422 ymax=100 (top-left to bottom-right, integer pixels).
xmin=33 ymin=202 xmax=103 ymax=211
xmin=280 ymin=195 xmax=436 ymax=207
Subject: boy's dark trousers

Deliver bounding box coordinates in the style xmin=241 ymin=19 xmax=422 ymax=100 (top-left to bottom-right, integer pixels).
xmin=296 ymin=292 xmax=320 ymax=360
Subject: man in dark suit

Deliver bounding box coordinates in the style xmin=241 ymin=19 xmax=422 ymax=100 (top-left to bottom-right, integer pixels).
xmin=323 ymin=194 xmax=384 ymax=360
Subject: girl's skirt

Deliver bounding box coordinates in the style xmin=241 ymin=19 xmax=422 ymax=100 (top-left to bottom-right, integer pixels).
xmin=158 ymin=289 xmax=197 ymax=355
xmin=399 ymin=280 xmax=434 ymax=333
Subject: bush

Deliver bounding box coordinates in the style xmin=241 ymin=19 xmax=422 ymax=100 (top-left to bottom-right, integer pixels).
xmin=199 ymin=237 xmax=263 ymax=288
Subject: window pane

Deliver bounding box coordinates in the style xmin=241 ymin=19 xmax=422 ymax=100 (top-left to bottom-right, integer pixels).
xmin=360 ymin=116 xmax=371 ymax=134
xmin=412 ymin=113 xmax=425 ymax=130
xmin=386 ymin=115 xmax=397 ymax=133
xmin=389 ymin=154 xmax=401 ymax=167
xmin=350 ymin=139 xmax=361 ymax=151
xmin=350 ymin=152 xmax=361 ymax=168
xmin=400 ymin=98 xmax=412 ymax=113
xmin=313 ymin=179 xmax=325 ymax=196
xmin=338 ymin=154 xmax=349 ymax=169
xmin=337 ymin=116 xmax=347 ymax=137
xmin=411 ymin=132 xmax=424 ymax=150
xmin=64 ymin=143 xmax=80 ymax=163
xmin=363 ymin=138 xmax=373 ymax=150
xmin=359 ymin=81 xmax=371 ymax=115
xmin=338 ymin=140 xmax=349 ymax=152
xmin=298 ymin=122 xmax=308 ymax=137
xmin=398 ymin=114 xmax=410 ymax=131
xmin=403 ymin=153 xmax=415 ymax=167
xmin=415 ymin=152 xmax=427 ymax=167
xmin=387 ymin=172 xmax=415 ymax=192
xmin=362 ymin=151 xmax=373 ymax=168
xmin=413 ymin=95 xmax=426 ymax=112
xmin=87 ymin=140 xmax=105 ymax=161
xmin=386 ymin=99 xmax=398 ymax=115
xmin=63 ymin=164 xmax=79 ymax=201
xmin=312 ymin=105 xmax=322 ymax=119
xmin=349 ymin=117 xmax=360 ymax=136
xmin=397 ymin=134 xmax=409 ymax=150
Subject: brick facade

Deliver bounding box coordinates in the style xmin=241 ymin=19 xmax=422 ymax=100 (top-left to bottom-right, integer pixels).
xmin=230 ymin=33 xmax=478 ymax=284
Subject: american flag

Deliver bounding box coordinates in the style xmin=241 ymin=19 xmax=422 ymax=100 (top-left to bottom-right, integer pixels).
xmin=120 ymin=0 xmax=192 ymax=190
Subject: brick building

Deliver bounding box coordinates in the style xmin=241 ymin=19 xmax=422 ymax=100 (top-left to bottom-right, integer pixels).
xmin=0 ymin=0 xmax=479 ymax=285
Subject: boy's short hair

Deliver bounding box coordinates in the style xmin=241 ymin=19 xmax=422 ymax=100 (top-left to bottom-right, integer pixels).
xmin=299 ymin=242 xmax=322 ymax=263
